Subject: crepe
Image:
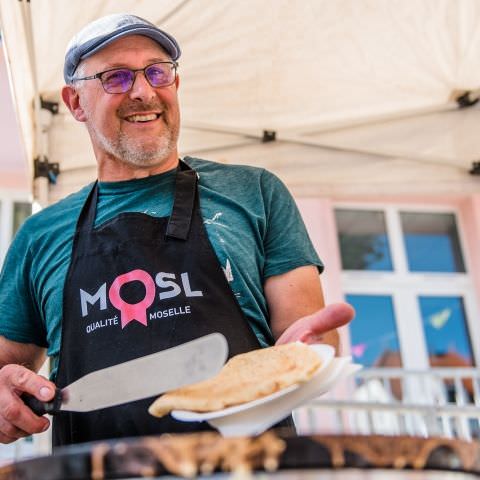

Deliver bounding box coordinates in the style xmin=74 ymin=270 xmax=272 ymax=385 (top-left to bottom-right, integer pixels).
xmin=149 ymin=342 xmax=321 ymax=418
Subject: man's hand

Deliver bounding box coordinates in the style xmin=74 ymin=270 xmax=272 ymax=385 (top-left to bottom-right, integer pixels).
xmin=0 ymin=365 xmax=55 ymax=443
xmin=265 ymin=266 xmax=354 ymax=353
xmin=275 ymin=302 xmax=354 ymax=351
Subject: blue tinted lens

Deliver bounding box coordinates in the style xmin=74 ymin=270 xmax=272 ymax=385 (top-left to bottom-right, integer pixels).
xmin=145 ymin=63 xmax=174 ymax=87
xmin=101 ymin=69 xmax=134 ymax=93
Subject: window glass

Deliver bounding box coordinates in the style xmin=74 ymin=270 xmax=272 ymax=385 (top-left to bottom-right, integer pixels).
xmin=12 ymin=202 xmax=32 ymax=237
xmin=335 ymin=209 xmax=393 ymax=271
xmin=400 ymin=212 xmax=465 ymax=273
xmin=347 ymin=294 xmax=402 ymax=367
xmin=419 ymin=296 xmax=474 ymax=367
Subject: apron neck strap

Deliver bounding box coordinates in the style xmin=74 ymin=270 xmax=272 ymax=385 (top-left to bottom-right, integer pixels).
xmin=77 ymin=181 xmax=99 ymax=233
xmin=165 ymin=159 xmax=198 ymax=240
xmin=74 ymin=159 xmax=198 ymax=238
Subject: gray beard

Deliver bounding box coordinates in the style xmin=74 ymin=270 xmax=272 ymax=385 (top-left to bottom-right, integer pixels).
xmin=93 ymin=127 xmax=176 ymax=168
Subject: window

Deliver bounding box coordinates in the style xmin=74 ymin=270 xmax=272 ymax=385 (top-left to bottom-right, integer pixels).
xmin=336 ymin=205 xmax=478 ymax=371
xmin=0 ymin=193 xmax=32 ymax=267
xmin=12 ymin=201 xmax=32 ymax=237
xmin=401 ymin=212 xmax=465 ymax=273
xmin=419 ymin=296 xmax=473 ymax=367
xmin=347 ymin=294 xmax=402 ymax=367
xmin=336 ymin=209 xmax=393 ymax=271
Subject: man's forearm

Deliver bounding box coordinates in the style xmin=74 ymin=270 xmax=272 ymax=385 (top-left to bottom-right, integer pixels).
xmin=0 ymin=336 xmax=46 ymax=372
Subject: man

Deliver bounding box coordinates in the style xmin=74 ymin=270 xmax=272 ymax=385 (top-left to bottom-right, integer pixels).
xmin=0 ymin=14 xmax=354 ymax=446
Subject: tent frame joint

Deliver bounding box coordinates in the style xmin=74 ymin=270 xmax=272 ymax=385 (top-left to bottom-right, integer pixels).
xmin=34 ymin=157 xmax=60 ymax=184
xmin=262 ymin=130 xmax=276 ymax=143
xmin=469 ymin=161 xmax=480 ymax=176
xmin=40 ymin=96 xmax=59 ymax=115
xmin=456 ymin=91 xmax=480 ymax=109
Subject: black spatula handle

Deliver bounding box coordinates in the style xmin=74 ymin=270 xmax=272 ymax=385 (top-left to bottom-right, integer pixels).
xmin=22 ymin=388 xmax=63 ymax=415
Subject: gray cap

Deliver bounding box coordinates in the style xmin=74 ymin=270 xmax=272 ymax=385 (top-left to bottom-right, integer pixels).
xmin=64 ymin=13 xmax=181 ymax=83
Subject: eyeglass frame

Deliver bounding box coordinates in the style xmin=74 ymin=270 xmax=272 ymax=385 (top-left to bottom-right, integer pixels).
xmin=72 ymin=61 xmax=179 ymax=93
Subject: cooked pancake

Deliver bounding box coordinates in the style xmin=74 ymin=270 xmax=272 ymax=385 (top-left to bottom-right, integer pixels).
xmin=149 ymin=342 xmax=321 ymax=417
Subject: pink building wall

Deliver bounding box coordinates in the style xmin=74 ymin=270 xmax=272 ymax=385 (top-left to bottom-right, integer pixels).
xmin=461 ymin=195 xmax=480 ymax=301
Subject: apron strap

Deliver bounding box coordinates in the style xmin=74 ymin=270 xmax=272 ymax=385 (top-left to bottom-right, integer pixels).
xmin=83 ymin=182 xmax=99 ymax=231
xmin=74 ymin=181 xmax=99 ymax=234
xmin=166 ymin=161 xmax=198 ymax=240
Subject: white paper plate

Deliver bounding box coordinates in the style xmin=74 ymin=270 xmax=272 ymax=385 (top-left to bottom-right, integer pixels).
xmin=204 ymin=357 xmax=361 ymax=436
xmin=172 ymin=343 xmax=335 ymax=422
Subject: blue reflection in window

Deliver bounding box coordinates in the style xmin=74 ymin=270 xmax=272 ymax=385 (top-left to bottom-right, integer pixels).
xmin=347 ymin=294 xmax=401 ymax=367
xmin=401 ymin=212 xmax=465 ymax=273
xmin=336 ymin=209 xmax=393 ymax=271
xmin=404 ymin=234 xmax=463 ymax=272
xmin=419 ymin=296 xmax=474 ymax=366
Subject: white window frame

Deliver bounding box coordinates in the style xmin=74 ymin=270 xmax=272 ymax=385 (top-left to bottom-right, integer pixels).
xmin=336 ymin=202 xmax=480 ymax=370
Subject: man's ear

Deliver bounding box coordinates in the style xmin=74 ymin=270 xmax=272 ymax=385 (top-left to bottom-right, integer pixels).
xmin=175 ymin=74 xmax=180 ymax=90
xmin=61 ymin=85 xmax=87 ymax=122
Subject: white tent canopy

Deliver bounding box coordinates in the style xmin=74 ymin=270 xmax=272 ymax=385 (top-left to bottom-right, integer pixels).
xmin=0 ymin=0 xmax=479 ymax=203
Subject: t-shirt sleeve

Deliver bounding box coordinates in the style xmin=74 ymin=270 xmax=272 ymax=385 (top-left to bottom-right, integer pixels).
xmin=260 ymin=169 xmax=324 ymax=278
xmin=0 ymin=223 xmax=47 ymax=347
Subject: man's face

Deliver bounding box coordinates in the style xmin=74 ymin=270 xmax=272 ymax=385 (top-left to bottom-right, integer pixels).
xmin=70 ymin=35 xmax=180 ymax=169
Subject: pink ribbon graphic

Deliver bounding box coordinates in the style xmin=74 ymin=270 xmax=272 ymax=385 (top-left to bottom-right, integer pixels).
xmin=108 ymin=269 xmax=156 ymax=328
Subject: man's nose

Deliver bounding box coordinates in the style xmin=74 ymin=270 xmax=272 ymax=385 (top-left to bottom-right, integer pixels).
xmin=128 ymin=71 xmax=156 ymax=101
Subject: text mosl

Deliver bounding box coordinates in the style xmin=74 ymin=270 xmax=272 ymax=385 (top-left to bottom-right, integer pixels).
xmin=80 ymin=269 xmax=203 ymax=328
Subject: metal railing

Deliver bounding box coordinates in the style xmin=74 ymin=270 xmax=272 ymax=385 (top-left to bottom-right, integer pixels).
xmin=298 ymin=366 xmax=480 ymax=441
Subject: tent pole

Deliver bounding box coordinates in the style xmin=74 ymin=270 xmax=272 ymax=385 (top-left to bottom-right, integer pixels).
xmin=19 ymin=0 xmax=50 ymax=207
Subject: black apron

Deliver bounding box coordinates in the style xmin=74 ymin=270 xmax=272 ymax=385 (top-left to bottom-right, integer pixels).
xmin=53 ymin=161 xmax=264 ymax=446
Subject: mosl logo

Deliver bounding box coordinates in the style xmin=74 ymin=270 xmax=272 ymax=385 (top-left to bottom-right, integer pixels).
xmin=79 ymin=269 xmax=203 ymax=328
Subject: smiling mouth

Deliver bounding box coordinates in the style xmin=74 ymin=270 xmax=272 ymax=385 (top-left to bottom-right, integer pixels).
xmin=125 ymin=113 xmax=161 ymax=123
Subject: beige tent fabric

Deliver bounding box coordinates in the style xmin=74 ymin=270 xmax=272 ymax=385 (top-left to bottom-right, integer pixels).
xmin=1 ymin=0 xmax=480 ymax=202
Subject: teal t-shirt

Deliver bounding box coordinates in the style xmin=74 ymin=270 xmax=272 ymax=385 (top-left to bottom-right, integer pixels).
xmin=0 ymin=158 xmax=322 ymax=376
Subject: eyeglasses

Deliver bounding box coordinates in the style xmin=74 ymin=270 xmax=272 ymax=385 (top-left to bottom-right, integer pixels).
xmin=74 ymin=61 xmax=178 ymax=94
